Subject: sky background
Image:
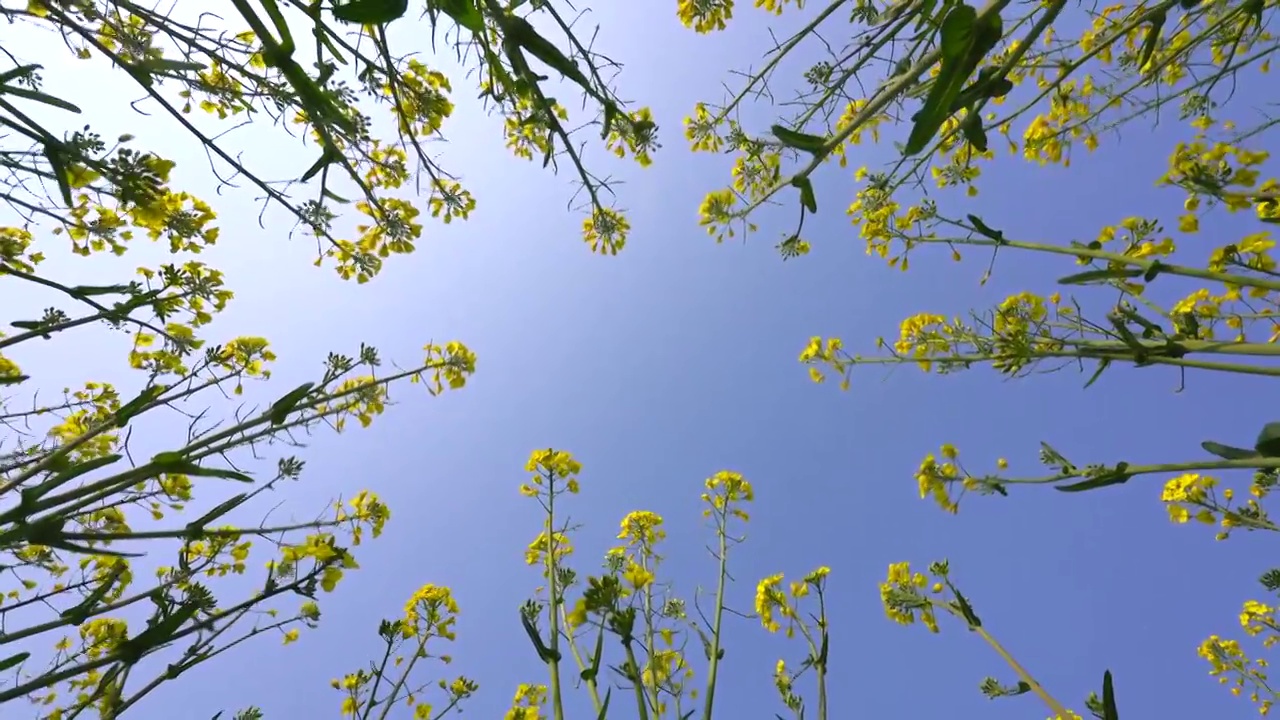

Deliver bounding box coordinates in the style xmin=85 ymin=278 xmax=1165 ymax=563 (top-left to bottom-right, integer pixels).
xmin=2 ymin=2 xmax=1277 ymax=719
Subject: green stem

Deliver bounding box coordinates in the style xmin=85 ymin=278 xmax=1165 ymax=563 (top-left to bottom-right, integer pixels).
xmin=997 ymin=457 xmax=1280 ymax=487
xmin=931 ymin=234 xmax=1280 ymax=293
xmin=361 ymin=637 xmax=397 ymax=720
xmin=623 ymin=641 xmax=652 ymax=720
xmin=1058 ymin=337 xmax=1280 ymax=357
xmin=850 ymin=345 xmax=1280 ymax=377
xmin=374 ymin=633 xmax=433 ymax=720
xmin=559 ymin=614 xmax=605 ymax=714
xmin=642 ymin=551 xmax=660 ymax=716
xmin=937 ymin=601 xmax=1070 ymax=718
xmin=816 ymin=592 xmax=828 ymax=720
xmin=546 ymin=486 xmax=565 ymax=720
xmin=700 ymin=508 xmax=730 ymax=720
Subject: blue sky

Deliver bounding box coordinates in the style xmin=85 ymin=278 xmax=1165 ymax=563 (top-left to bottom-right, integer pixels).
xmin=3 ymin=2 xmax=1277 ymax=719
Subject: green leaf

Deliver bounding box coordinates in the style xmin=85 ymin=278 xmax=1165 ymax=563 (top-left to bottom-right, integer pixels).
xmin=939 ymin=5 xmax=979 ymax=62
xmin=185 ymin=493 xmax=250 ymax=535
xmin=0 ymin=374 xmax=29 ymax=386
xmin=905 ymin=4 xmax=1002 ymax=156
xmin=507 ymin=16 xmax=592 ymax=89
xmin=182 ymin=465 xmax=255 ymax=483
xmin=151 ymin=451 xmax=189 ymax=467
xmin=0 ymin=84 xmax=82 ymax=113
xmin=595 ymin=688 xmax=612 ymax=720
xmin=0 ymin=652 xmax=30 ymax=672
xmin=48 ymin=454 xmax=122 ymax=486
xmin=1057 ymin=268 xmax=1144 ymax=285
xmin=1202 ymin=440 xmax=1259 ymax=460
xmin=438 ymin=0 xmax=485 ymax=32
xmin=1056 ymin=464 xmax=1132 ymax=492
xmin=43 ymin=141 xmax=73 ymax=208
xmin=68 ymin=284 xmax=133 ymax=297
xmin=331 ymin=0 xmax=409 ymax=24
xmin=0 ymin=63 xmax=41 ymax=85
xmin=138 ymin=58 xmax=208 ymax=74
xmin=960 ymin=114 xmax=987 ymax=152
xmin=322 ymin=188 xmax=351 ymax=204
xmin=772 ymin=124 xmax=827 ymax=154
xmin=60 ymin=564 xmax=127 ymax=625
xmin=114 ymin=385 xmax=166 ymax=427
xmin=792 ymin=176 xmax=818 ymax=213
xmin=966 ymin=214 xmax=1004 ymax=242
xmin=520 ymin=609 xmax=553 ymax=663
xmin=299 ymin=149 xmax=337 ymax=183
xmin=916 ymin=0 xmax=938 ymax=30
xmin=985 ymin=77 xmax=1014 ymax=99
xmin=601 ymin=102 xmax=617 ymax=140
xmin=952 ymin=587 xmax=982 ymax=627
xmin=268 ymin=382 xmax=316 ymax=425
xmin=1137 ymin=12 xmax=1167 ymax=73
xmin=1143 ymin=260 xmax=1165 ymax=283
xmin=11 ymin=320 xmax=48 ymax=333
xmin=1255 ymin=422 xmax=1280 ymax=458
xmin=1102 ymin=670 xmax=1119 ymax=720
xmin=1083 ymin=358 xmax=1110 ymax=389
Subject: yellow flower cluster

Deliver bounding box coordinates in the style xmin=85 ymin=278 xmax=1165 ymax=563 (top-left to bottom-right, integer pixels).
xmin=755 ymin=566 xmax=829 ymax=635
xmin=878 ymin=562 xmax=939 ymax=633
xmin=1161 ymin=472 xmax=1218 ymax=525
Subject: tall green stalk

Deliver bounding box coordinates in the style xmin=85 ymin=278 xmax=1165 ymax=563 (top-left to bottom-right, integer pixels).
xmin=700 ymin=510 xmax=730 ymax=720
xmin=546 ymin=484 xmax=566 ymax=720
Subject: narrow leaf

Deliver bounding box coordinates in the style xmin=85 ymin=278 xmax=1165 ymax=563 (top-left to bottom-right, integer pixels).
xmin=268 ymin=382 xmax=316 ymax=425
xmin=68 ymin=284 xmax=133 ymax=297
xmin=1 ymin=85 xmax=82 ymax=113
xmin=0 ymin=63 xmax=41 ymax=85
xmin=331 ymin=0 xmax=409 ymax=24
xmin=1057 ymin=465 xmax=1132 ymax=493
xmin=1255 ymin=422 xmax=1280 ymax=458
xmin=905 ymin=4 xmax=992 ymax=155
xmin=1102 ymin=670 xmax=1119 ymax=720
xmin=961 ymin=114 xmax=988 ymax=152
xmin=1057 ymin=268 xmax=1144 ymax=285
xmin=150 ymin=450 xmax=188 ymax=466
xmin=1201 ymin=440 xmax=1259 ymax=460
xmin=792 ymin=176 xmax=818 ymax=213
xmin=438 ymin=0 xmax=485 ymax=32
xmin=1082 ymin=358 xmax=1110 ymax=389
xmin=952 ymin=588 xmax=982 ymax=627
xmin=595 ymin=688 xmax=612 ymax=720
xmin=48 ymin=454 xmax=122 ymax=486
xmin=181 ymin=465 xmax=255 ymax=483
xmin=966 ymin=214 xmax=1004 ymax=242
xmin=185 ymin=493 xmax=250 ymax=534
xmin=0 ymin=652 xmax=30 ymax=672
xmin=114 ymin=385 xmax=166 ymax=427
xmin=772 ymin=124 xmax=827 ymax=154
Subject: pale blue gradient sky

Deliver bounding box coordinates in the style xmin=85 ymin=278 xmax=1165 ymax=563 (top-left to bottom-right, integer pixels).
xmin=3 ymin=3 xmax=1276 ymax=719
